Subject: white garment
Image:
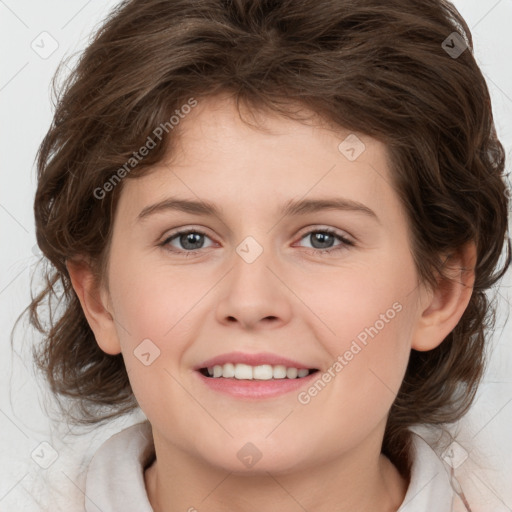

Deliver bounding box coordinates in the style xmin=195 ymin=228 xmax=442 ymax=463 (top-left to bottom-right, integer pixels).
xmin=84 ymin=421 xmax=457 ymax=512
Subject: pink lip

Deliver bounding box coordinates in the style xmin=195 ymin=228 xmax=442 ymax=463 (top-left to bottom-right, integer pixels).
xmin=194 ymin=370 xmax=319 ymax=399
xmin=195 ymin=351 xmax=315 ymax=371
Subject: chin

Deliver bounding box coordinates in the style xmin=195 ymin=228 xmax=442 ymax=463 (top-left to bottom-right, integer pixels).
xmin=201 ymin=440 xmax=309 ymax=476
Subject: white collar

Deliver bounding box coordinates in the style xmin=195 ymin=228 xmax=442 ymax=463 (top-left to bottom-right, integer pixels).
xmin=397 ymin=431 xmax=454 ymax=511
xmin=85 ymin=421 xmax=154 ymax=512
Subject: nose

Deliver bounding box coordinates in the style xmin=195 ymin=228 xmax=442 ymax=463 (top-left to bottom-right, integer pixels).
xmin=215 ymin=237 xmax=293 ymax=331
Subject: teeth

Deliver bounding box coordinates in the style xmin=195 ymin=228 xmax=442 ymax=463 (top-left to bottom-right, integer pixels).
xmin=222 ymin=363 xmax=235 ymax=378
xmin=234 ymin=363 xmax=252 ymax=380
xmin=253 ymin=364 xmax=273 ymax=379
xmin=205 ymin=363 xmax=313 ymax=380
xmin=286 ymin=367 xmax=298 ymax=379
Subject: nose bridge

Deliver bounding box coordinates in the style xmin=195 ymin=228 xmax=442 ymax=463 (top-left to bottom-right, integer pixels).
xmin=215 ymin=232 xmax=292 ymax=328
xmin=230 ymin=233 xmax=274 ymax=296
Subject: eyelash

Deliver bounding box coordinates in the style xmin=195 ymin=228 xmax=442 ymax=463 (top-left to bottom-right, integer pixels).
xmin=159 ymin=227 xmax=355 ymax=257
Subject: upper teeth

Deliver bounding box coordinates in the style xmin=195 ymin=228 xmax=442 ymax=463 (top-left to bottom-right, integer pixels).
xmin=207 ymin=364 xmax=311 ymax=380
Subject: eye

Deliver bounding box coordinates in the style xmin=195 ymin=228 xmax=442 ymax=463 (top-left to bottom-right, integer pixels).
xmin=160 ymin=229 xmax=215 ymax=255
xmin=295 ymin=228 xmax=354 ymax=255
xmin=159 ymin=226 xmax=354 ymax=257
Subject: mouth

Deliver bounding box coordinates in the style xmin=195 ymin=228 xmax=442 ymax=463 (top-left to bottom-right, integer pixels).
xmin=194 ymin=352 xmax=322 ymax=399
xmin=198 ymin=364 xmax=320 ymax=380
xmin=195 ymin=363 xmax=321 ymax=399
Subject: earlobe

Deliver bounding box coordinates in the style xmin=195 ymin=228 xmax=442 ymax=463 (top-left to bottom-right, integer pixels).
xmin=411 ymin=242 xmax=477 ymax=352
xmin=66 ymin=259 xmax=122 ymax=355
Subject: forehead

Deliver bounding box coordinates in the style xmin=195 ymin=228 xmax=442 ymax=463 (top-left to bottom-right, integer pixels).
xmin=166 ymin=93 xmax=386 ymax=168
xmin=116 ymin=94 xmax=399 ymax=226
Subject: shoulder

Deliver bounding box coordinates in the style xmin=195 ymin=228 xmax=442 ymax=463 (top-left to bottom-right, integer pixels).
xmin=84 ymin=420 xmax=155 ymax=512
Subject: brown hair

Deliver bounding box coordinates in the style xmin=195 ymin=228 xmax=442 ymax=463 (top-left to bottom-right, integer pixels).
xmin=19 ymin=0 xmax=510 ymax=477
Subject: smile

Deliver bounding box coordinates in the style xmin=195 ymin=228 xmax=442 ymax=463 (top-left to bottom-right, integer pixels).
xmin=199 ymin=363 xmax=318 ymax=380
xmin=195 ymin=366 xmax=320 ymax=400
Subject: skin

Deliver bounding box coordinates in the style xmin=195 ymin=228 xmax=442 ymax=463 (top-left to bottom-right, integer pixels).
xmin=68 ymin=92 xmax=476 ymax=512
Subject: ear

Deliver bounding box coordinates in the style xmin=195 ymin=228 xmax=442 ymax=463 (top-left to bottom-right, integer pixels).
xmin=66 ymin=259 xmax=121 ymax=355
xmin=412 ymin=241 xmax=477 ymax=351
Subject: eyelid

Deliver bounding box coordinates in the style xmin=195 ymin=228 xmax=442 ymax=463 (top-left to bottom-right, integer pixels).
xmin=161 ymin=224 xmax=353 ymax=241
xmin=160 ymin=225 xmax=217 ymax=247
xmin=295 ymin=225 xmax=354 ymax=242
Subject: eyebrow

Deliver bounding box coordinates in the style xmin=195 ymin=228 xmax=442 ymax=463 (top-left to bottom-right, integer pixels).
xmin=137 ymin=197 xmax=379 ymax=223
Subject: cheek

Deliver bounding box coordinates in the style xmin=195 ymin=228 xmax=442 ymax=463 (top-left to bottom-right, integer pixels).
xmin=305 ymin=252 xmax=416 ymax=353
xmin=294 ymin=291 xmax=414 ymax=449
xmin=106 ymin=257 xmax=207 ymax=411
xmin=300 ymin=252 xmax=416 ymax=414
xmin=108 ymin=251 xmax=212 ymax=343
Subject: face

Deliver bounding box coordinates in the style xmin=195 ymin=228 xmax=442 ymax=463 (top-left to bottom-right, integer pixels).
xmin=101 ymin=93 xmax=426 ymax=474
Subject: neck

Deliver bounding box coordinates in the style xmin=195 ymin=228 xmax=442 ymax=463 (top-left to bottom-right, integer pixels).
xmin=144 ymin=426 xmax=408 ymax=512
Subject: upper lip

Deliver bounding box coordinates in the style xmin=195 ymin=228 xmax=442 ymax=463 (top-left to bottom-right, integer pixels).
xmin=195 ymin=351 xmax=316 ymax=370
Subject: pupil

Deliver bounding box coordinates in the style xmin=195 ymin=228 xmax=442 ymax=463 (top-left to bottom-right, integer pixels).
xmin=311 ymin=232 xmax=333 ymax=249
xmin=181 ymin=232 xmax=203 ymax=250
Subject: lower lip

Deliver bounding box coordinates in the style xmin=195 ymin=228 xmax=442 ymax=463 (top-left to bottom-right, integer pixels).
xmin=195 ymin=370 xmax=318 ymax=399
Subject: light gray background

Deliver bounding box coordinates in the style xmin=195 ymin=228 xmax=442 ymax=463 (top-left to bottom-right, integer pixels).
xmin=1 ymin=1 xmax=511 ymax=510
